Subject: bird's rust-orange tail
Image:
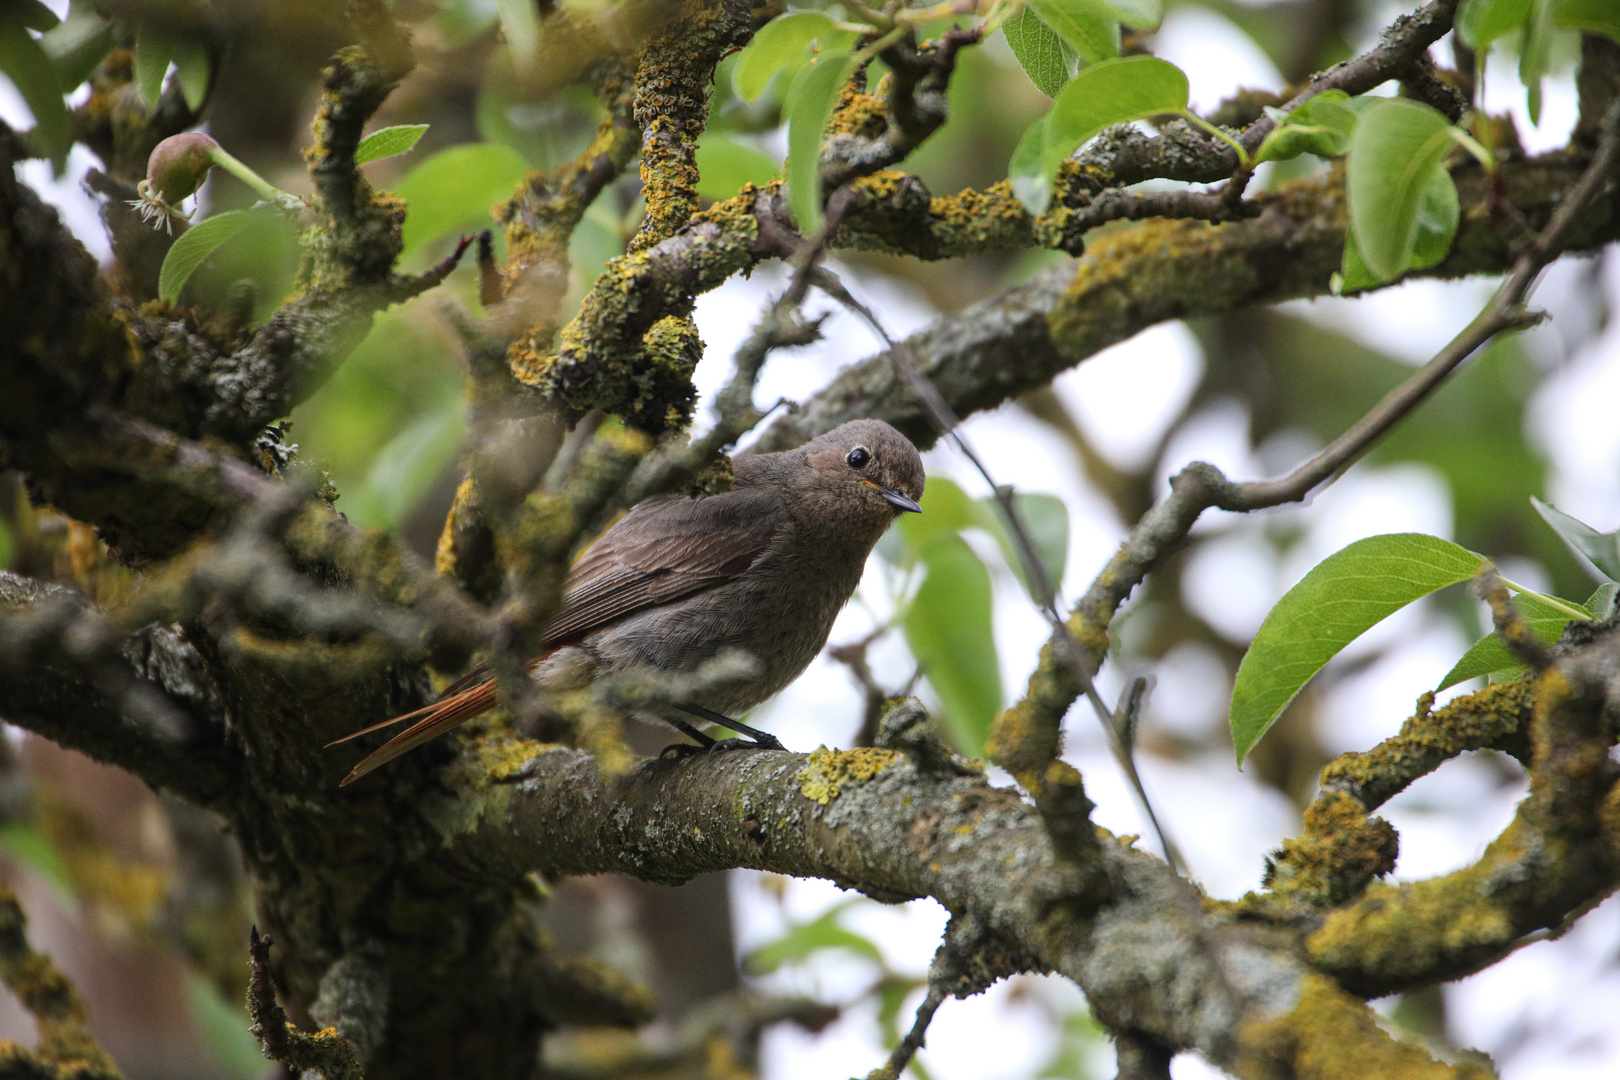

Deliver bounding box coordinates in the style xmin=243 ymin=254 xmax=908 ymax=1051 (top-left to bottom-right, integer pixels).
xmin=331 ymin=679 xmax=499 ymax=786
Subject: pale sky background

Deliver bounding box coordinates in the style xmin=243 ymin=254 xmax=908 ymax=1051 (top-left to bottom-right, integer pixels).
xmin=5 ymin=2 xmax=1620 ymax=1077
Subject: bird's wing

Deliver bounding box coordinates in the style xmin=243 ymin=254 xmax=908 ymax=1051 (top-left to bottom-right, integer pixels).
xmin=542 ymin=485 xmax=789 ymax=644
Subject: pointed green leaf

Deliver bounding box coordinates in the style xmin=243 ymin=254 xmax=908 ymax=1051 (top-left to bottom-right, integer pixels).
xmin=972 ymin=493 xmax=1069 ymax=605
xmin=1521 ymin=0 xmax=1556 ymax=124
xmin=1010 ymin=113 xmax=1052 ymax=214
xmin=734 ymin=11 xmax=844 ymax=102
xmin=743 ymin=902 xmax=883 ymax=973
xmin=694 ymin=135 xmax=779 ymax=201
xmin=0 ymin=15 xmax=70 ymax=167
xmin=494 ymin=0 xmax=540 ymax=75
xmin=356 ymin=123 xmax=431 ymax=166
xmin=393 ymin=142 xmax=530 ymax=265
xmin=784 ymin=51 xmax=855 ymax=233
xmin=1345 ymin=97 xmax=1455 ymax=282
xmin=1410 ymin=165 xmax=1461 ymax=269
xmin=133 ymin=23 xmax=175 ymax=108
xmin=1556 ymin=0 xmax=1620 ymax=42
xmin=894 ymin=478 xmax=978 ymax=554
xmin=904 ymin=533 xmax=1001 ymax=755
xmin=173 ymin=39 xmax=210 ymax=111
xmin=1043 ymin=55 xmax=1188 ymax=176
xmin=1026 ymin=0 xmax=1121 ymax=64
xmin=1002 ymin=7 xmax=1079 ymax=99
xmin=159 ymin=210 xmax=254 ymax=303
xmin=1230 ymin=533 xmax=1489 ymax=763
xmin=1436 ymin=589 xmax=1591 ymax=691
xmin=1254 ymin=89 xmax=1357 ymax=163
xmin=1589 ymin=582 xmax=1619 ymax=619
xmin=39 ymin=4 xmax=114 ymax=90
xmin=1339 ymin=167 xmax=1457 ymax=290
xmin=1532 ymin=497 xmax=1620 ymax=581
xmin=1457 ymin=0 xmax=1532 ymax=49
xmin=15 ymin=0 xmax=57 ymax=32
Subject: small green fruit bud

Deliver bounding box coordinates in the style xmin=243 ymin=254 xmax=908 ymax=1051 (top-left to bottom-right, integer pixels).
xmin=145 ymin=131 xmax=220 ymax=204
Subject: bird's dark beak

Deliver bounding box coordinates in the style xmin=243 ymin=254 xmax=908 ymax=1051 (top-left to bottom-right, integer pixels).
xmin=880 ymin=487 xmax=922 ymax=514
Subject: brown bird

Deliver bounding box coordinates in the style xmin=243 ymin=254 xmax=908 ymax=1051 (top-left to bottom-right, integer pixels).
xmin=330 ymin=419 xmax=925 ymax=785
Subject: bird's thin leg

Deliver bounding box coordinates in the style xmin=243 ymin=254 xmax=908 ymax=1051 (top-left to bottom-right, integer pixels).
xmin=658 ymin=714 xmax=719 ymax=758
xmin=675 ymin=704 xmax=786 ymax=751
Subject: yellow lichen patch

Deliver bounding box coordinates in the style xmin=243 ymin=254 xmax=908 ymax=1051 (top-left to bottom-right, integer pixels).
xmin=1238 ymin=973 xmax=1490 ymax=1080
xmin=470 ymin=735 xmax=548 ymax=783
xmin=798 ymin=746 xmax=899 ymax=805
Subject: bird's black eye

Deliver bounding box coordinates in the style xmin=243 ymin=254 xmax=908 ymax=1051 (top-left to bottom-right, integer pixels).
xmin=846 ymin=447 xmax=871 ymax=469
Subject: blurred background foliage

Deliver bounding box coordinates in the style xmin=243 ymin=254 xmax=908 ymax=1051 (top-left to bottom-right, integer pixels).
xmin=0 ymin=0 xmax=1615 ymax=1076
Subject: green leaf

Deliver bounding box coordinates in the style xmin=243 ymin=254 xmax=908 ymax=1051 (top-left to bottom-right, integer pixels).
xmin=0 ymin=15 xmax=70 ymax=167
xmin=494 ymin=0 xmax=540 ymax=76
xmin=743 ymin=901 xmax=884 ymax=973
xmin=0 ymin=823 xmax=74 ymax=911
xmin=1408 ymin=166 xmax=1460 ymax=270
xmin=1043 ymin=55 xmax=1188 ymax=177
xmin=784 ymin=51 xmax=855 ymax=233
xmin=14 ymin=0 xmax=57 ymax=31
xmin=1002 ymin=7 xmax=1079 ymax=99
xmin=1009 ymin=113 xmax=1052 ymax=214
xmin=1104 ymin=0 xmax=1164 ymax=30
xmin=1230 ymin=533 xmax=1488 ymax=763
xmin=133 ymin=23 xmax=175 ymax=108
xmin=1521 ymin=0 xmax=1556 ymax=124
xmin=172 ymin=38 xmax=209 ymax=110
xmin=344 ymin=398 xmax=464 ymax=530
xmin=1557 ymin=0 xmax=1620 ymax=42
xmin=1457 ymin=0 xmax=1533 ymax=49
xmin=159 ymin=210 xmax=255 ymax=303
xmin=38 ymin=3 xmax=114 ymax=90
xmin=895 ymin=478 xmax=979 ymax=552
xmin=972 ymin=493 xmax=1070 ymax=605
xmin=904 ymin=533 xmax=1001 ymax=755
xmin=1344 ymin=97 xmax=1455 ymax=283
xmin=393 ymin=142 xmax=530 ymax=265
xmin=1532 ymin=497 xmax=1620 ymax=581
xmin=355 ymin=123 xmax=431 ymax=166
xmin=184 ymin=973 xmax=271 ymax=1080
xmin=734 ymin=11 xmax=843 ymax=102
xmin=1339 ymin=167 xmax=1456 ymax=291
xmin=1026 ymin=0 xmax=1122 ymax=65
xmin=1436 ymin=589 xmax=1590 ymax=691
xmin=1589 ymin=582 xmax=1619 ymax=619
xmin=694 ymin=135 xmax=779 ymax=201
xmin=1254 ymin=89 xmax=1357 ymax=164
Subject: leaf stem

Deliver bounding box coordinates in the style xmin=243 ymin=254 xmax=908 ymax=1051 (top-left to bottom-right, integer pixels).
xmin=1180 ymin=109 xmax=1251 ymax=168
xmin=206 ymin=145 xmax=284 ymax=204
xmin=1496 ymin=578 xmax=1593 ymax=622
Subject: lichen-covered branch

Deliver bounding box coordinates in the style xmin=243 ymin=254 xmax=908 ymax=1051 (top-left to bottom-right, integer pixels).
xmin=0 ymin=880 xmax=121 ymax=1079
xmin=629 ymin=0 xmax=755 ymax=251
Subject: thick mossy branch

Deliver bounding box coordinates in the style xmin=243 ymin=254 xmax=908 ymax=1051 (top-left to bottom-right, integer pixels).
xmin=1237 ymin=973 xmax=1492 ymax=1080
xmin=0 ymin=881 xmax=120 ymax=1078
xmin=629 ymin=0 xmax=755 ymax=252
xmin=753 ymin=150 xmax=1620 ymax=457
xmin=1307 ymin=635 xmax=1620 ymax=998
xmin=440 ymin=734 xmax=1463 ymax=1078
xmin=499 ymin=62 xmax=641 ymax=318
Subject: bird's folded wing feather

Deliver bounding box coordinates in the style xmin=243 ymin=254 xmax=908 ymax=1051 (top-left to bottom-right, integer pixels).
xmin=541 ymin=484 xmax=789 ymax=644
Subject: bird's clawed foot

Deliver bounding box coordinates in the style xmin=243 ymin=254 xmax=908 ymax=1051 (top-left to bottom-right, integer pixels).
xmin=708 ymin=734 xmax=785 ymax=753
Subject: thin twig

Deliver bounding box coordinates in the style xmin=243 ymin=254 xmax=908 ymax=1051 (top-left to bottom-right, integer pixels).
xmin=1075 ymin=95 xmax=1620 ymax=757
xmin=807 ymin=266 xmax=1185 ymax=875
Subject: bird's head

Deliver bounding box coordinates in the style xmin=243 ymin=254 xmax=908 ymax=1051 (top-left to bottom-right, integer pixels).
xmin=804 ymin=419 xmax=925 ymax=519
